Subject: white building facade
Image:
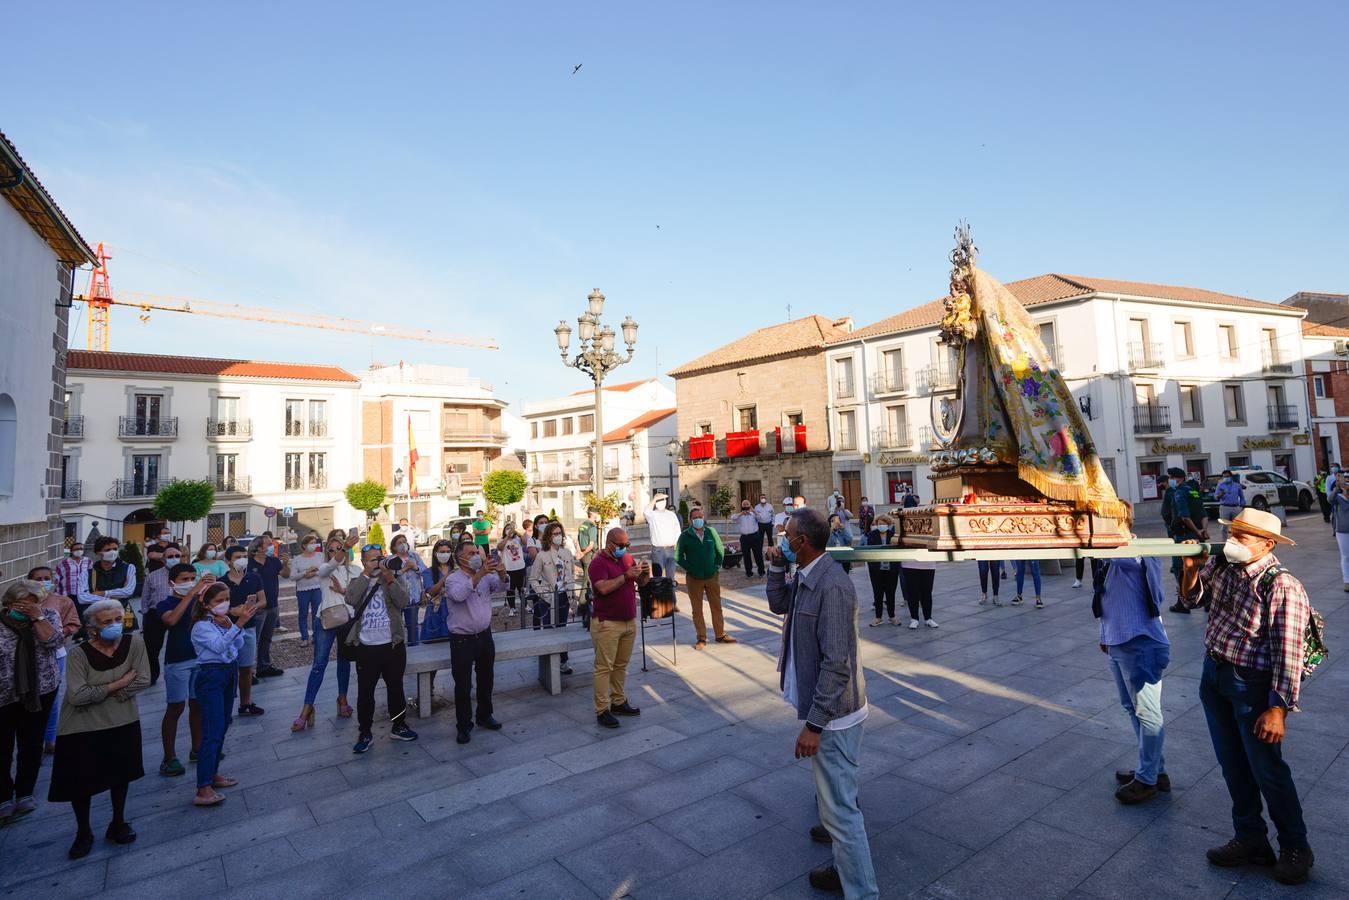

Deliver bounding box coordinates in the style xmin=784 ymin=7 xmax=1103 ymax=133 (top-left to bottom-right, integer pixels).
xmin=63 ymin=351 xmax=363 ymax=547
xmin=522 ymin=379 xmax=677 ymax=525
xmin=824 ymin=274 xmax=1315 ymax=510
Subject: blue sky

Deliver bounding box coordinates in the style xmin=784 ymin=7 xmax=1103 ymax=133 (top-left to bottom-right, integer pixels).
xmin=5 ymin=2 xmax=1346 ymax=409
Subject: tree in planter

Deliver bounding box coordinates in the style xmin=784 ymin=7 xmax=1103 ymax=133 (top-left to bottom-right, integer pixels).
xmin=153 ymin=479 xmax=216 ymax=538
xmin=482 ymin=470 xmax=527 ymax=520
xmin=677 ymin=498 xmax=690 ymax=528
xmin=581 ymin=491 xmax=623 ymax=525
xmin=708 ymin=486 xmax=735 ymax=519
xmin=344 ymin=479 xmax=388 ymax=547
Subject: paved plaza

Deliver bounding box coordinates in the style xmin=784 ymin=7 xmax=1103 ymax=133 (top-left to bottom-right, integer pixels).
xmin=4 ymin=511 xmax=1348 ymax=898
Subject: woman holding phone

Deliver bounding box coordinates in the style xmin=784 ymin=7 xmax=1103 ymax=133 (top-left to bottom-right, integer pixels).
xmin=190 ymin=582 xmax=260 ymax=807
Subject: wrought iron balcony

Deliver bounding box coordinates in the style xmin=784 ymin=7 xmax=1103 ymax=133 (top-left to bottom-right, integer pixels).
xmin=920 ymin=364 xmax=958 ymax=392
xmin=871 ymin=425 xmax=911 ymax=450
xmin=119 ymin=416 xmax=178 ymax=439
xmin=207 ymin=418 xmax=253 ymax=439
xmin=309 ymin=474 xmax=328 ymax=490
xmin=870 ymin=369 xmax=909 ymax=395
xmin=63 ymin=416 xmax=84 ymax=439
xmin=1261 ymin=348 xmax=1294 ymax=375
xmin=60 ymin=480 xmax=81 ymax=502
xmin=1133 ymin=404 xmax=1172 ymax=434
xmin=108 ymin=477 xmax=173 ymax=500
xmin=442 ymin=429 xmax=508 ymax=445
xmin=213 ymin=475 xmax=251 ymax=494
xmin=1127 ymin=342 xmax=1164 ymax=371
xmin=284 ymin=475 xmax=305 ymax=490
xmin=1267 ymin=404 xmax=1299 ymax=431
xmin=309 ymin=421 xmax=328 ymax=438
xmin=834 ymin=376 xmax=857 ymax=401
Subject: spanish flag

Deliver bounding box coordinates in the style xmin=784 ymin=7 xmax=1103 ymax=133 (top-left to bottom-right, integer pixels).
xmin=407 ymin=415 xmax=420 ymax=498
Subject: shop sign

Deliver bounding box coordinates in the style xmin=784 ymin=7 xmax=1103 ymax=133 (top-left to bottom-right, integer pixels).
xmin=1292 ymin=433 xmax=1311 ymax=446
xmin=1147 ymin=438 xmax=1199 ymax=455
xmin=1240 ymin=435 xmax=1284 ymax=450
xmin=877 ymin=452 xmax=929 ymax=465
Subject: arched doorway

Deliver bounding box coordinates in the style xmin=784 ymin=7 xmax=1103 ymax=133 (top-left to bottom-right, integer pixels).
xmin=123 ymin=508 xmax=163 ymax=547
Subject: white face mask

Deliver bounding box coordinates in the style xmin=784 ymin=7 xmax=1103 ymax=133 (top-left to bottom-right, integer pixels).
xmin=205 ymin=549 xmax=217 ymax=559
xmin=161 ymin=533 xmax=172 ymax=541
xmin=1222 ymin=539 xmax=1255 ymax=565
xmin=172 ymin=581 xmax=195 ymax=596
xmin=435 ymin=551 xmax=452 ymax=564
xmin=551 ymin=534 xmax=564 ymax=547
xmin=210 ymin=600 xmax=231 ymax=616
xmin=71 ymin=549 xmax=84 ymax=558
xmin=653 ymin=499 xmax=666 ymax=510
xmin=876 ymin=524 xmax=890 ymax=532
xmin=101 ymin=550 xmax=119 ymax=562
xmin=303 ymin=543 xmax=318 ymax=553
xmin=165 ymin=555 xmax=181 ymax=565
xmin=232 ymin=557 xmax=248 ymax=572
xmin=466 ymin=555 xmax=483 ymax=572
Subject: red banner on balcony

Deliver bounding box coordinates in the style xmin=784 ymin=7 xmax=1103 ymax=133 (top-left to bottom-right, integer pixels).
xmin=688 ymin=435 xmax=716 ymax=460
xmin=775 ymin=425 xmax=808 ymax=453
xmin=726 ymin=430 xmax=761 ymax=458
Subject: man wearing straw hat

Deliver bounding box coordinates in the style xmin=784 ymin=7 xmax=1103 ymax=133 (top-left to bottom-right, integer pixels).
xmin=1179 ymin=507 xmax=1314 ymax=886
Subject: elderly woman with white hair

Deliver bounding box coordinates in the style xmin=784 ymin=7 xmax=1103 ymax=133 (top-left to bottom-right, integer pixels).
xmin=0 ymin=579 xmax=63 ymax=824
xmin=48 ymin=597 xmax=150 ymax=859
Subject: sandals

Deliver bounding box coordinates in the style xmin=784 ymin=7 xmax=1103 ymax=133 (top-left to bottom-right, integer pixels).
xmin=193 ymin=791 xmax=226 ymax=807
xmin=212 ymin=775 xmax=239 ymax=788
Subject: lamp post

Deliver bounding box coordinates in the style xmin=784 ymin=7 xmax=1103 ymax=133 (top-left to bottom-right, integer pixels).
xmin=555 ymin=289 xmax=639 ymax=503
xmin=665 ymin=437 xmax=680 ymax=506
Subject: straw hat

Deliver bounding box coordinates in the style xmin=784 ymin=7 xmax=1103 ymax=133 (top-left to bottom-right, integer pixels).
xmin=1219 ymin=507 xmax=1295 ymax=545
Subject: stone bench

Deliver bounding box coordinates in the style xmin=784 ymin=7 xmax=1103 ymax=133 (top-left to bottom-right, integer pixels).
xmin=405 ymin=628 xmax=595 ymax=718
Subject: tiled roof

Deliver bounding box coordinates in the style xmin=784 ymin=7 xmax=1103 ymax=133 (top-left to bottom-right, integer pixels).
xmin=1302 ymin=321 xmax=1349 ymax=338
xmin=0 ymin=130 xmax=97 ymax=265
xmin=569 ymin=379 xmax=653 ymax=396
xmin=668 ymin=315 xmax=853 ymax=377
xmin=602 ymin=408 xmax=676 ymax=443
xmin=836 ymin=273 xmax=1298 ymax=344
xmin=67 ymin=350 xmax=360 ymax=383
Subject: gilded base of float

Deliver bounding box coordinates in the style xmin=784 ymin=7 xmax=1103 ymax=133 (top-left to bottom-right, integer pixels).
xmin=898 ymin=465 xmax=1129 ymax=550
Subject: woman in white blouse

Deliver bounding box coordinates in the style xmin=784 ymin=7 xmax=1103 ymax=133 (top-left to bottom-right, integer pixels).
xmin=529 ymin=521 xmax=577 ymax=675
xmin=291 ymin=532 xmax=357 ymax=730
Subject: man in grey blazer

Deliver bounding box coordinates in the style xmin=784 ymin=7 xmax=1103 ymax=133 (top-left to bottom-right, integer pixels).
xmin=767 ymin=508 xmax=877 ymax=899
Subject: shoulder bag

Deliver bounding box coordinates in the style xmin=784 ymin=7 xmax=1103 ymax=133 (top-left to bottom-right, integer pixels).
xmin=318 ymin=565 xmax=355 ymax=630
xmin=335 ymin=579 xmax=382 ymax=661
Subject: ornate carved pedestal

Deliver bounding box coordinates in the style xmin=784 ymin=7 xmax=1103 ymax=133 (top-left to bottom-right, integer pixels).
xmin=898 ymin=465 xmax=1129 ymax=550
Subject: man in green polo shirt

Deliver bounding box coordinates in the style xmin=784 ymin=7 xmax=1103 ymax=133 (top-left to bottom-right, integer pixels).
xmin=675 ymin=504 xmax=736 ymax=650
xmin=472 ymin=510 xmax=491 ymax=548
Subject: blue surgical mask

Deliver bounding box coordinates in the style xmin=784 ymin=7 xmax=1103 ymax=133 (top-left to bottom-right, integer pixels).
xmin=614 ymin=547 xmax=628 ymax=559
xmin=466 ymin=555 xmax=483 ymax=572
xmin=691 ymin=518 xmax=705 ymax=529
xmin=778 ymin=536 xmax=797 ymax=564
xmin=4 ymin=609 xmax=28 ymax=623
xmin=99 ymin=622 xmax=124 ymax=642
xmin=1167 ymin=478 xmax=1179 ymax=488
xmin=40 ymin=579 xmax=55 ymax=592
xmin=266 ymin=546 xmax=275 ymax=557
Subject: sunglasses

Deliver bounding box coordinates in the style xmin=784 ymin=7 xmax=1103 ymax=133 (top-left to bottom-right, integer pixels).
xmin=612 ymin=542 xmax=631 ymax=550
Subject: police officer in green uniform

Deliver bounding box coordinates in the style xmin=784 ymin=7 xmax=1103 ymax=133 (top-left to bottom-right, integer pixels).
xmin=1160 ymin=466 xmax=1208 ymax=612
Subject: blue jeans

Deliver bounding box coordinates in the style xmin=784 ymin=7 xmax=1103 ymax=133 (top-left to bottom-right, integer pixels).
xmin=196 ymin=663 xmax=236 ymax=789
xmin=814 ymin=722 xmax=879 ymax=900
xmin=1015 ymin=560 xmax=1042 ymax=596
xmin=44 ymin=655 xmax=65 ymax=744
xmin=1200 ymin=655 xmax=1309 ymax=850
xmin=650 ymin=547 xmax=675 ymax=581
xmin=403 ymin=604 xmax=420 ymax=647
xmin=303 ymin=620 xmax=352 ymax=706
xmin=1107 ymin=636 xmax=1169 ymax=785
xmin=296 ymin=589 xmax=322 ymax=642
xmin=977 ymin=560 xmax=1002 ymax=596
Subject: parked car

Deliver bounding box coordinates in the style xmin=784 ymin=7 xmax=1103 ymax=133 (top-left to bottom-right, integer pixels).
xmin=430 ymin=517 xmax=477 ymax=543
xmin=1200 ymin=467 xmax=1315 ymax=519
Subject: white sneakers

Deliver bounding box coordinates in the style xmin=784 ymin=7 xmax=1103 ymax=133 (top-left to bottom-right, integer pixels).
xmin=908 ymin=619 xmax=919 ymax=629
xmin=1071 ymin=579 xmax=1083 ymax=588
xmin=926 ymin=618 xmax=939 ymax=628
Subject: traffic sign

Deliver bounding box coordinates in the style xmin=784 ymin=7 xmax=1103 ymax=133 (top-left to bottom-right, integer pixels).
xmin=264 ymin=507 xmax=277 ymax=518
xmin=282 ymin=506 xmax=295 ymax=516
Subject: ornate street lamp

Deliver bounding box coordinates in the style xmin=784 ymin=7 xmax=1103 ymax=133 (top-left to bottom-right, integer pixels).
xmin=555 ymin=288 xmax=638 ymax=500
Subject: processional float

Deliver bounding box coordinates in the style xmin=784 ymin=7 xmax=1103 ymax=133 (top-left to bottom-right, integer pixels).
xmin=832 ymin=226 xmax=1214 ymax=565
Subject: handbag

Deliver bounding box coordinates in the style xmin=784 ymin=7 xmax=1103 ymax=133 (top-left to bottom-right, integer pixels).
xmin=318 ymin=565 xmax=354 ymax=630
xmin=336 ymin=579 xmax=381 ymax=662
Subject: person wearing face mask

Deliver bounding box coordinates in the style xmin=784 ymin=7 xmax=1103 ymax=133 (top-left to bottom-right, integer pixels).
xmin=343 ymin=546 xmax=418 ymax=753
xmin=445 ymin=543 xmax=504 ymax=744
xmin=418 ymin=539 xmax=455 ymax=642
xmin=389 ymin=533 xmax=427 ymax=647
xmin=139 ymin=542 xmax=182 ymax=686
xmin=765 ymin=509 xmax=877 ymax=898
xmin=246 ymin=535 xmax=291 ymax=679
xmin=644 ymin=496 xmax=681 ymax=587
xmin=735 ymin=500 xmax=766 ymax=577
xmin=189 ymin=583 xmax=260 ymax=807
xmin=1213 ymin=471 xmax=1247 ymax=539
xmin=676 ymin=505 xmax=733 ymax=650
xmin=221 ymin=546 xmax=266 ymax=717
xmin=155 ymin=565 xmax=211 ymax=776
xmin=530 ymin=522 xmax=577 ymax=675
xmin=1331 ymin=481 xmax=1349 ymax=591
xmin=289 ymin=532 xmax=327 ymax=648
xmin=1177 ymin=508 xmax=1315 ymax=885
xmin=48 ymin=598 xmax=149 ymax=857
xmin=497 ymin=522 xmax=529 ymax=612
xmin=774 ymin=497 xmax=794 ymax=535
xmin=0 ymin=580 xmax=63 ymax=826
xmin=193 ymin=542 xmax=228 ymax=579
xmin=77 ymin=537 xmax=137 ymax=622
xmin=55 ymin=542 xmax=91 ymax=601
xmin=144 ymin=527 xmax=174 ymax=574
xmin=294 ymin=534 xmax=358 ymax=729
xmin=857 ymin=497 xmax=875 ymax=535
xmin=1160 ymin=467 xmax=1207 ymax=613
xmin=588 ymin=528 xmax=650 ymax=728
xmin=864 ymin=515 xmax=900 ymax=626
xmin=29 ymin=567 xmax=81 ymax=756
xmin=754 ymin=495 xmax=776 ymax=544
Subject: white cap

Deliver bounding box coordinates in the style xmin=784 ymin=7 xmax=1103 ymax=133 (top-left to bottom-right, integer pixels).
xmin=782 ymin=496 xmax=793 ymax=505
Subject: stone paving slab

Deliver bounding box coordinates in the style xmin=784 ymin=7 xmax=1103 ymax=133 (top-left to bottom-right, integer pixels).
xmin=6 ymin=510 xmax=1349 ymax=897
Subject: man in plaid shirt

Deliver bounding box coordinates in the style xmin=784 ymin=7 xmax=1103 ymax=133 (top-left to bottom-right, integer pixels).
xmin=1179 ymin=507 xmax=1313 ymax=885
xmin=54 ymin=542 xmax=91 ymax=608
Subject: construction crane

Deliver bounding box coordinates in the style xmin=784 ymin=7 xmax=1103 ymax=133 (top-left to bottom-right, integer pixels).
xmin=74 ymin=243 xmax=498 ymax=351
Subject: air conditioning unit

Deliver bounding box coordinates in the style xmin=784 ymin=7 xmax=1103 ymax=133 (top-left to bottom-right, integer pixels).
xmin=1335 ymin=340 xmax=1349 ymax=357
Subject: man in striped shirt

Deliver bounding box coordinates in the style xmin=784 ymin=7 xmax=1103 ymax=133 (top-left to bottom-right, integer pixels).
xmin=1179 ymin=507 xmax=1313 ymax=885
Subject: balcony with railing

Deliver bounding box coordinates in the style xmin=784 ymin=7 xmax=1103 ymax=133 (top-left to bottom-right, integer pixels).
xmin=442 ymin=428 xmax=509 ymax=446
xmin=285 ymin=474 xmax=329 ymax=491
xmin=871 ymin=425 xmax=911 ymax=450
xmin=869 ymin=369 xmax=909 ymax=396
xmin=1267 ymin=404 xmax=1299 ymax=431
xmin=60 ymin=480 xmax=81 ymax=502
xmin=207 ymin=418 xmax=253 ymax=440
xmin=920 ymin=364 xmax=957 ymax=392
xmin=530 ymin=467 xmax=594 ymax=484
xmin=63 ymin=416 xmax=84 ymax=439
xmin=309 ymin=421 xmax=329 ymax=438
xmin=919 ymin=426 xmax=939 ymax=449
xmin=1127 ymin=342 xmax=1164 ymax=371
xmin=834 ymin=376 xmax=857 ymax=402
xmin=603 ymin=465 xmax=620 ymax=479
xmin=213 ymin=475 xmax=252 ymax=495
xmin=1133 ymin=404 xmax=1172 ymax=434
xmin=119 ymin=417 xmax=178 ymax=439
xmin=1261 ymin=347 xmax=1294 ymax=375
xmin=108 ymin=477 xmax=173 ymax=500
xmin=310 ymin=473 xmax=328 ymax=490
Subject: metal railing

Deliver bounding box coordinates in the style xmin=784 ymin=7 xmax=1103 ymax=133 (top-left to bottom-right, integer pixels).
xmin=870 ymin=369 xmax=908 ymax=395
xmin=60 ymin=480 xmax=81 ymax=501
xmin=918 ymin=426 xmax=939 ymax=449
xmin=63 ymin=416 xmax=84 ymax=438
xmin=442 ymin=429 xmax=508 ymax=444
xmin=118 ymin=416 xmax=178 ymax=438
xmin=530 ymin=468 xmax=594 ymax=483
xmin=1126 ymin=342 xmax=1164 ymax=370
xmin=284 ymin=421 xmax=304 ymax=437
xmin=108 ymin=477 xmax=173 ymax=500
xmin=920 ymin=364 xmax=957 ymax=391
xmin=834 ymin=376 xmax=857 ymax=400
xmin=1267 ymin=404 xmax=1299 ymax=430
xmin=214 ymin=475 xmax=252 ymax=494
xmin=1261 ymin=348 xmax=1294 ymax=375
xmin=207 ymin=418 xmax=252 ymax=439
xmin=309 ymin=421 xmax=329 ymax=438
xmin=871 ymin=425 xmax=911 ymax=450
xmin=309 ymin=473 xmax=328 ymax=490
xmin=284 ymin=474 xmax=305 ymax=490
xmin=1132 ymin=404 xmax=1172 ymax=434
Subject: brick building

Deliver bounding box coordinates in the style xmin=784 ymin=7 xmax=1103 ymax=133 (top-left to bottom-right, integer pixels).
xmin=668 ymin=315 xmax=853 ymax=513
xmin=0 ymin=132 xmax=97 ymax=589
xmin=1299 ymin=320 xmax=1349 ymax=470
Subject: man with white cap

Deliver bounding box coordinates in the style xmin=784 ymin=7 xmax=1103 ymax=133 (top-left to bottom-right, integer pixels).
xmin=645 ymin=493 xmax=681 ymax=581
xmin=773 ymin=497 xmax=794 ymax=536
xmin=1179 ymin=507 xmax=1315 ymax=886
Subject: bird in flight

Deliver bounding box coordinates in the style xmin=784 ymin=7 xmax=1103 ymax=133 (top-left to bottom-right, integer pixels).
xmin=572 ymin=63 xmax=583 ymax=74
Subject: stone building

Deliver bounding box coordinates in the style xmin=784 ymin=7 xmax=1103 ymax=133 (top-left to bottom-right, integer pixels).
xmin=668 ymin=315 xmax=853 ymax=513
xmin=0 ymin=131 xmax=98 ymax=589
